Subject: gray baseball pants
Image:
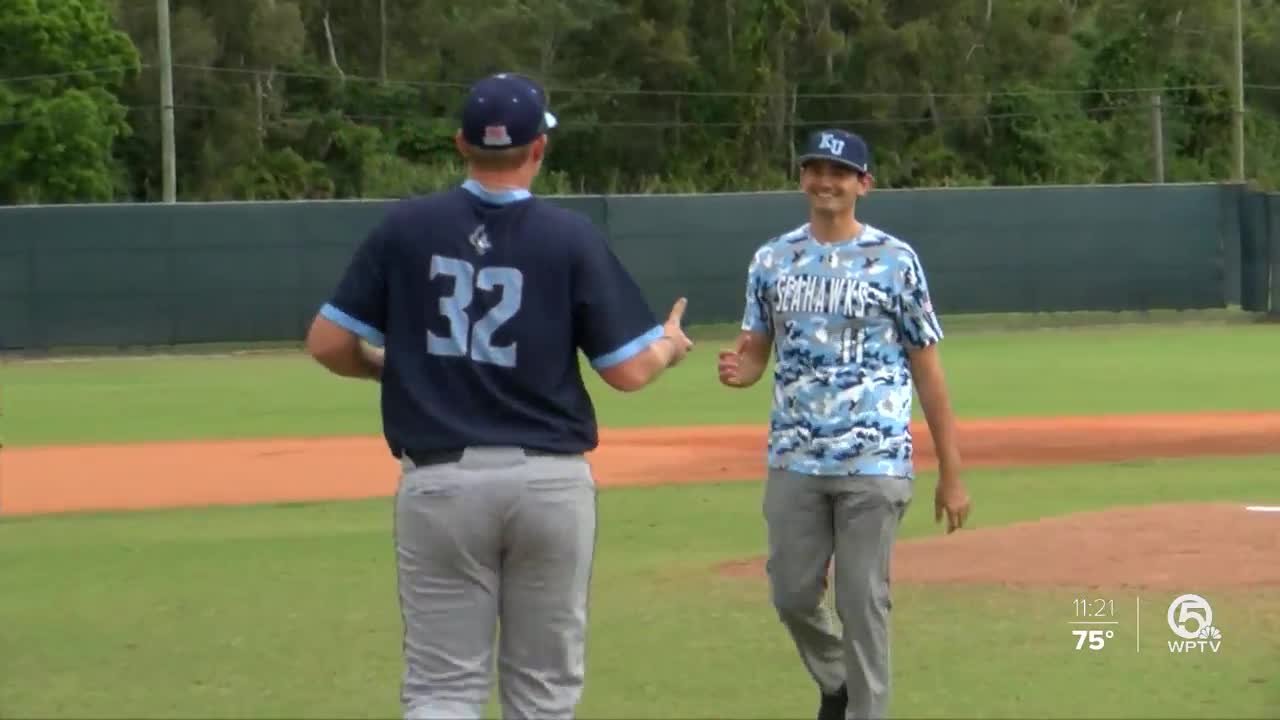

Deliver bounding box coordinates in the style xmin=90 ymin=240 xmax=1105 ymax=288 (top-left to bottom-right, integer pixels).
xmin=763 ymin=468 xmax=913 ymax=720
xmin=393 ymin=447 xmax=597 ymax=720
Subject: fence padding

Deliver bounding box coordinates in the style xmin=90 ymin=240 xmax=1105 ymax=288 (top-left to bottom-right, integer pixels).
xmin=0 ymin=183 xmax=1265 ymax=351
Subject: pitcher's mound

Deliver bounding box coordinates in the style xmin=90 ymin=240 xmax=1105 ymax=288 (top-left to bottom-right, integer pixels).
xmin=717 ymin=503 xmax=1280 ymax=589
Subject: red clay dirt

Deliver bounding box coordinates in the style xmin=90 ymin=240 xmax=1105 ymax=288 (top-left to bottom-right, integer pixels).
xmin=717 ymin=502 xmax=1280 ymax=589
xmin=2 ymin=410 xmax=1278 ymax=516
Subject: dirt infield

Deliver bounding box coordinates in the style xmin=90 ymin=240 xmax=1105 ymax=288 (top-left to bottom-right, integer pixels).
xmin=2 ymin=410 xmax=1278 ymax=516
xmin=717 ymin=502 xmax=1280 ymax=589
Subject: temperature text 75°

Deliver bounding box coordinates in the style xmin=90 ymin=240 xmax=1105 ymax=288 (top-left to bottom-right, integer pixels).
xmin=1073 ymin=629 xmax=1115 ymax=650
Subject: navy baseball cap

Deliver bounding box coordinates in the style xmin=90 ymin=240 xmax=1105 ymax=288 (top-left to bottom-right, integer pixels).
xmin=460 ymin=73 xmax=558 ymax=149
xmin=798 ymin=129 xmax=871 ymax=174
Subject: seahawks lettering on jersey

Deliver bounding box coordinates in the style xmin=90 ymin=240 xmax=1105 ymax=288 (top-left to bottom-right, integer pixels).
xmin=774 ymin=274 xmax=892 ymax=317
xmin=741 ymin=223 xmax=943 ymax=478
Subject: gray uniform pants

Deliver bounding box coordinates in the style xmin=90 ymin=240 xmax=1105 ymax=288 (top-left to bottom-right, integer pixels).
xmin=763 ymin=469 xmax=913 ymax=720
xmin=393 ymin=447 xmax=597 ymax=720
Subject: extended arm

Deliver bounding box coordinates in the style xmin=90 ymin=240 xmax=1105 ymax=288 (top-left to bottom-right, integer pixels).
xmin=909 ymin=343 xmax=971 ymax=532
xmin=911 ymin=344 xmax=971 ymax=532
xmin=596 ymin=298 xmax=693 ymax=392
xmin=574 ymin=228 xmax=693 ymax=392
xmin=719 ymin=246 xmax=773 ymax=388
xmin=897 ymin=249 xmax=971 ymax=532
xmin=596 ymin=337 xmax=681 ymax=392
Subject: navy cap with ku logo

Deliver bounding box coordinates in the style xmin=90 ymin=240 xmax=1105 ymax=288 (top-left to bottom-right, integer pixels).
xmin=460 ymin=72 xmax=559 ymax=149
xmin=798 ymin=128 xmax=872 ymax=175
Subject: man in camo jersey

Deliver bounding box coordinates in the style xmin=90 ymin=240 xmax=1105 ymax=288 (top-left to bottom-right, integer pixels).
xmin=717 ymin=128 xmax=972 ymax=720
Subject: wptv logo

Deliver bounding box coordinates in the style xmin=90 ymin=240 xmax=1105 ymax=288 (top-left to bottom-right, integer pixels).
xmin=1166 ymin=593 xmax=1223 ymax=653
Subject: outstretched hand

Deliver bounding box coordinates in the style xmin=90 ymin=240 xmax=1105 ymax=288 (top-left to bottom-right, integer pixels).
xmin=717 ymin=334 xmax=750 ymax=387
xmin=662 ymin=297 xmax=694 ymax=366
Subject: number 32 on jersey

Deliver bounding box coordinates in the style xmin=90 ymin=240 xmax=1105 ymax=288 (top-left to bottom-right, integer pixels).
xmin=427 ymin=255 xmax=524 ymax=368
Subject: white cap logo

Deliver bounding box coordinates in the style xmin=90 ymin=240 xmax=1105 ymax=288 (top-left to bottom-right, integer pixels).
xmin=818 ymin=132 xmax=845 ymax=156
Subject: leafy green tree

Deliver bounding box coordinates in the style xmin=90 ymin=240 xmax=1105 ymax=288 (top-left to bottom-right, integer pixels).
xmin=0 ymin=0 xmax=140 ymax=203
xmin=6 ymin=0 xmax=1279 ymax=201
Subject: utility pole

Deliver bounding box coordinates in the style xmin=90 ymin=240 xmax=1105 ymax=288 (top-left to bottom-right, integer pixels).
xmin=1232 ymin=0 xmax=1245 ymax=183
xmin=157 ymin=0 xmax=176 ymax=202
xmin=379 ymin=0 xmax=388 ymax=83
xmin=1151 ymin=93 xmax=1164 ymax=183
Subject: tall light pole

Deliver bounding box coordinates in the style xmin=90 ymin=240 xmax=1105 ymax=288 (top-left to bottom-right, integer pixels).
xmin=157 ymin=0 xmax=176 ymax=202
xmin=1233 ymin=0 xmax=1246 ymax=183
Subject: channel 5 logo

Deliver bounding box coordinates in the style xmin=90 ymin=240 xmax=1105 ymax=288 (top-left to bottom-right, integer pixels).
xmin=1166 ymin=593 xmax=1222 ymax=653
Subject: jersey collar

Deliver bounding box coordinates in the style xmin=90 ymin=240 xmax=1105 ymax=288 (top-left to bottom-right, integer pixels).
xmin=804 ymin=221 xmax=874 ymax=246
xmin=462 ymin=178 xmax=532 ymax=205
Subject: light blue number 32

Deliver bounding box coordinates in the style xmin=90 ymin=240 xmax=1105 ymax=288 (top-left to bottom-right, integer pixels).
xmin=426 ymin=255 xmax=524 ymax=367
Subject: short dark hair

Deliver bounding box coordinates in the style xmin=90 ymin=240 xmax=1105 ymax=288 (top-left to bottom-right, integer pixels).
xmin=459 ymin=142 xmax=534 ymax=171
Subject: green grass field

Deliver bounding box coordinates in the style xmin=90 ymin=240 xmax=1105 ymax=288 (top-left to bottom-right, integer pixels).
xmin=2 ymin=316 xmax=1279 ymax=719
xmin=4 ymin=317 xmax=1279 ymax=447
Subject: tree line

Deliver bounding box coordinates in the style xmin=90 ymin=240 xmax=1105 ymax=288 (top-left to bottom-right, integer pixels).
xmin=5 ymin=0 xmax=1280 ymax=205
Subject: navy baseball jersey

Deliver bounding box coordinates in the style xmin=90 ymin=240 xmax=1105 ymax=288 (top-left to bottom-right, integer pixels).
xmin=741 ymin=222 xmax=943 ymax=478
xmin=320 ymin=179 xmax=663 ymax=457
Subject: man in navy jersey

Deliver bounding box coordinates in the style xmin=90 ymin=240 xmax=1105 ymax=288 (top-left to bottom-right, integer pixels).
xmin=305 ymin=72 xmax=694 ymax=720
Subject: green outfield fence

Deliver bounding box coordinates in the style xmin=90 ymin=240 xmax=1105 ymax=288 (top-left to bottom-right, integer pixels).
xmin=0 ymin=182 xmax=1274 ymax=352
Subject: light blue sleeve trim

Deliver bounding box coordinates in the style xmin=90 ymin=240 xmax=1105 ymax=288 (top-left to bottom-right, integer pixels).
xmin=320 ymin=303 xmax=385 ymax=347
xmin=589 ymin=324 xmax=664 ymax=369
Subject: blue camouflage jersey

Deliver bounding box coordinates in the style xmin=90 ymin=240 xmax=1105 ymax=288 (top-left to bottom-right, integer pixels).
xmin=741 ymin=222 xmax=944 ymax=478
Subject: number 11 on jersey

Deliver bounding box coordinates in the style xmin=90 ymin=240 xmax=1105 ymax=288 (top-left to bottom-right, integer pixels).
xmin=427 ymin=255 xmax=525 ymax=368
xmin=839 ymin=327 xmax=865 ymax=364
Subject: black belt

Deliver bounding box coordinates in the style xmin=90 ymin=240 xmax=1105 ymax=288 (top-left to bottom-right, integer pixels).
xmin=402 ymin=447 xmax=570 ymax=468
